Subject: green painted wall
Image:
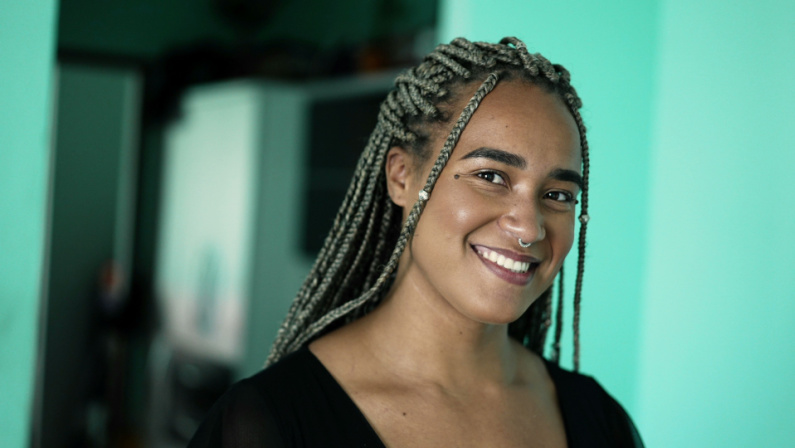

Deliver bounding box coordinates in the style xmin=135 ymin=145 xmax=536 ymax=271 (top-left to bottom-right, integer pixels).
xmin=0 ymin=2 xmax=58 ymax=447
xmin=439 ymin=0 xmax=660 ymax=417
xmin=636 ymin=0 xmax=795 ymax=446
xmin=440 ymin=0 xmax=795 ymax=446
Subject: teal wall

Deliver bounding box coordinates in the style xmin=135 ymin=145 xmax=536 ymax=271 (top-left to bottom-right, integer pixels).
xmin=0 ymin=1 xmax=58 ymax=447
xmin=440 ymin=0 xmax=795 ymax=446
xmin=439 ymin=0 xmax=660 ymax=418
xmin=637 ymin=0 xmax=795 ymax=446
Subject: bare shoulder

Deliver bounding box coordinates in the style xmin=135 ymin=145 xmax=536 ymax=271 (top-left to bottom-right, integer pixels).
xmin=512 ymin=340 xmax=559 ymax=393
xmin=309 ymin=317 xmax=371 ymax=371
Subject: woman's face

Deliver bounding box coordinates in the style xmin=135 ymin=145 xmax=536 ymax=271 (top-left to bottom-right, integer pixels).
xmin=386 ymin=80 xmax=582 ymax=326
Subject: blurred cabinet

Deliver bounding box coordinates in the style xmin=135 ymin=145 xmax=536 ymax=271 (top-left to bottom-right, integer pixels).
xmin=152 ymin=73 xmax=393 ymax=442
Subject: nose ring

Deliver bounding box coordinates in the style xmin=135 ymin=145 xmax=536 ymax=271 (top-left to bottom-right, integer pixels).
xmin=518 ymin=238 xmax=532 ymax=248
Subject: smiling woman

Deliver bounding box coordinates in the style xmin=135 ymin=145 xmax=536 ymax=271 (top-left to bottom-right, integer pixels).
xmin=189 ymin=37 xmax=643 ymax=448
xmin=383 ymin=81 xmax=582 ymax=331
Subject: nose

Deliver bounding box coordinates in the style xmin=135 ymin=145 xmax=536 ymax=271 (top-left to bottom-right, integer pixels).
xmin=498 ymin=199 xmax=545 ymax=246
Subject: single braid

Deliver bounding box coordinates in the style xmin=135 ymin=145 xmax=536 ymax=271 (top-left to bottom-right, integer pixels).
xmin=421 ymin=73 xmax=499 ymax=195
xmin=571 ymin=109 xmax=590 ymax=372
xmin=551 ymin=267 xmax=565 ymax=363
xmin=266 ymin=37 xmax=590 ymax=371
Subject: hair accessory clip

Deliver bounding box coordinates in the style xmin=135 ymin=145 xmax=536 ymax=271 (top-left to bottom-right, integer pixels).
xmin=418 ymin=190 xmax=429 ymax=201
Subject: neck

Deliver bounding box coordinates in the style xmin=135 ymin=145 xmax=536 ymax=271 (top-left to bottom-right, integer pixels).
xmin=357 ymin=271 xmax=524 ymax=387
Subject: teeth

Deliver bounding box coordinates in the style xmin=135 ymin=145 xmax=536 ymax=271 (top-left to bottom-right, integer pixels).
xmin=476 ymin=248 xmax=532 ymax=273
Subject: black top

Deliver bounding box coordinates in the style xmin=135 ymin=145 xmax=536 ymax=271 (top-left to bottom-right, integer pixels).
xmin=188 ymin=348 xmax=643 ymax=447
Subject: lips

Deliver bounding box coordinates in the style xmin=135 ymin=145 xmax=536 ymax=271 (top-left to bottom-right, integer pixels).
xmin=471 ymin=244 xmax=539 ymax=286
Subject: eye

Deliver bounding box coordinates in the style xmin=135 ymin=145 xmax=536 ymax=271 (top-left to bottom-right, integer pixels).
xmin=545 ymin=190 xmax=575 ymax=203
xmin=476 ymin=171 xmax=507 ymax=186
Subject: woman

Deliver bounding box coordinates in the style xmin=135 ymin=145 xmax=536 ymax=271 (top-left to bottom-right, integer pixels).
xmin=189 ymin=37 xmax=643 ymax=447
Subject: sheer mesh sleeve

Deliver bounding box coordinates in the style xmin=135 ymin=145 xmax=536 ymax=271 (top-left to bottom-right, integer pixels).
xmin=187 ymin=379 xmax=286 ymax=448
xmin=188 ymin=348 xmax=386 ymax=448
xmin=543 ymin=359 xmax=644 ymax=448
xmin=599 ymin=381 xmax=645 ymax=448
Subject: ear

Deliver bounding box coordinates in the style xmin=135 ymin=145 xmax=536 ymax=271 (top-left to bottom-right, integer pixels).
xmin=385 ymin=146 xmax=414 ymax=207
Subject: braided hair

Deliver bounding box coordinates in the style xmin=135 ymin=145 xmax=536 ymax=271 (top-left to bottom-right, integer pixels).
xmin=266 ymin=37 xmax=590 ymax=371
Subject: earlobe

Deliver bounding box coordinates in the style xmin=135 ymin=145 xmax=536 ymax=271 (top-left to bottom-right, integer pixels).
xmin=385 ymin=146 xmax=412 ymax=207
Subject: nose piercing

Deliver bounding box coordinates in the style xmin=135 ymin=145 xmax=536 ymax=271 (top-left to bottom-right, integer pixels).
xmin=518 ymin=238 xmax=532 ymax=248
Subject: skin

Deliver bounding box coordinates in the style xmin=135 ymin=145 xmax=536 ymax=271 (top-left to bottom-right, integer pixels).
xmin=311 ymin=80 xmax=583 ymax=447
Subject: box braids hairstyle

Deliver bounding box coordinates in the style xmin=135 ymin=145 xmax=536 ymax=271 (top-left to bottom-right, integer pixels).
xmin=266 ymin=37 xmax=590 ymax=371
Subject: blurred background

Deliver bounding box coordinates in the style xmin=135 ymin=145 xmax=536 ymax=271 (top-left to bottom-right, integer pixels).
xmin=1 ymin=0 xmax=793 ymax=447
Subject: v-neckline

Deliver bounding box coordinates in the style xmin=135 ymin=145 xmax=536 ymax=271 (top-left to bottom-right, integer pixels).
xmin=302 ymin=347 xmax=572 ymax=448
xmin=303 ymin=348 xmax=387 ymax=447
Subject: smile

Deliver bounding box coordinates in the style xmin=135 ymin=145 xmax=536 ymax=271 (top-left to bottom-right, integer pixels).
xmin=471 ymin=245 xmax=538 ymax=286
xmin=475 ymin=247 xmax=532 ymax=273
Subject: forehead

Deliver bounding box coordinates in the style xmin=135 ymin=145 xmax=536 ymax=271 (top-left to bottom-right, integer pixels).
xmin=448 ymin=80 xmax=582 ymax=170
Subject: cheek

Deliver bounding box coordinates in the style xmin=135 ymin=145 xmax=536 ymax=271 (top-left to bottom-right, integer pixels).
xmin=421 ymin=180 xmax=495 ymax=242
xmin=549 ymin=216 xmax=576 ymax=261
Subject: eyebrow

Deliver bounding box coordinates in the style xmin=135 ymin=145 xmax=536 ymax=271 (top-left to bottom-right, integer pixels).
xmin=460 ymin=147 xmax=527 ymax=169
xmin=460 ymin=147 xmax=583 ymax=189
xmin=550 ymin=168 xmax=584 ymax=190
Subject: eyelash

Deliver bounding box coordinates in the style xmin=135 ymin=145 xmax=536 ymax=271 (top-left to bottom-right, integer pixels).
xmin=544 ymin=191 xmax=576 ymax=203
xmin=476 ymin=170 xmax=507 ymax=186
xmin=474 ymin=170 xmax=577 ymax=204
